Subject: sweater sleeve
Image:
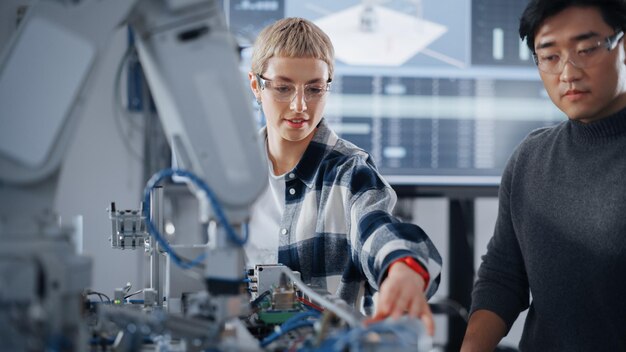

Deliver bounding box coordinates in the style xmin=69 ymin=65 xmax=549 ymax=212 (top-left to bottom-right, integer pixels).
xmin=470 ymin=146 xmax=530 ymax=331
xmin=344 ymin=160 xmax=442 ymax=299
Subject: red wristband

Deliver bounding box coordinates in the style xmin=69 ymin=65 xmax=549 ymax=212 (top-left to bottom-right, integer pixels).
xmin=390 ymin=256 xmax=430 ymax=291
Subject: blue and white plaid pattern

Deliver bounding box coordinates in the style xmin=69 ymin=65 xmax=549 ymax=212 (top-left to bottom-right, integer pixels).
xmin=263 ymin=119 xmax=442 ymax=309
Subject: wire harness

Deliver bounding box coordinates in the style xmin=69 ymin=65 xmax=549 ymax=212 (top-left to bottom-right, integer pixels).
xmin=142 ymin=168 xmax=249 ymax=269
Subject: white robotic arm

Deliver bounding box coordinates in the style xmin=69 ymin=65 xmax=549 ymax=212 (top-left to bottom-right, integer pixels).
xmin=128 ymin=0 xmax=267 ymax=317
xmin=0 ymin=0 xmax=266 ymax=230
xmin=0 ymin=0 xmax=267 ymax=349
xmin=129 ymin=0 xmax=266 ymax=221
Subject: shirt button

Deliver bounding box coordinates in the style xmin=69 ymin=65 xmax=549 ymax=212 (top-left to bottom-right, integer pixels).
xmin=289 ymin=188 xmax=296 ymax=195
xmin=281 ymin=228 xmax=288 ymax=235
xmin=288 ymin=173 xmax=295 ymax=179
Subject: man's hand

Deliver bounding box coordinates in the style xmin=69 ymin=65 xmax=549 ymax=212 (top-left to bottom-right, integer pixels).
xmin=373 ymin=261 xmax=435 ymax=336
xmin=461 ymin=310 xmax=507 ymax=352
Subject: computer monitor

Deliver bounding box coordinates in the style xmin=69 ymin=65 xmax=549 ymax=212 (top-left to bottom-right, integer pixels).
xmin=226 ymin=0 xmax=561 ymax=187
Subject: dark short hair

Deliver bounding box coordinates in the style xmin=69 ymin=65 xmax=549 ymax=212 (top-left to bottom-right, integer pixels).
xmin=519 ymin=0 xmax=626 ymax=51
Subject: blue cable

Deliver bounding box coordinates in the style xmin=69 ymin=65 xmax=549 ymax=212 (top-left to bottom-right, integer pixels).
xmin=331 ymin=319 xmax=419 ymax=351
xmin=47 ymin=335 xmax=71 ymax=352
xmin=281 ymin=310 xmax=321 ymax=328
xmin=258 ymin=310 xmax=321 ymax=348
xmin=260 ymin=320 xmax=315 ymax=348
xmin=89 ymin=337 xmax=115 ymax=346
xmin=142 ymin=168 xmax=249 ymax=270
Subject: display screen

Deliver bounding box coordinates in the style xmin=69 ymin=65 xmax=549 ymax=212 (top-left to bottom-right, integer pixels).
xmin=226 ymin=0 xmax=562 ymax=186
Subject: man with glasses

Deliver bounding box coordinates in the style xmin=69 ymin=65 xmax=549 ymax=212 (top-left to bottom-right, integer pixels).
xmin=245 ymin=17 xmax=442 ymax=332
xmin=462 ymin=1 xmax=626 ymax=351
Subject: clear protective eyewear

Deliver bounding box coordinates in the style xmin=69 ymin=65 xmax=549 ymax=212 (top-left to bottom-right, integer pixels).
xmin=256 ymin=74 xmax=331 ymax=103
xmin=533 ymin=31 xmax=624 ymax=74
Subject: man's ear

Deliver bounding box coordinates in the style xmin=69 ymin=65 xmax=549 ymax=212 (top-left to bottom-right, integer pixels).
xmin=248 ymin=71 xmax=261 ymax=102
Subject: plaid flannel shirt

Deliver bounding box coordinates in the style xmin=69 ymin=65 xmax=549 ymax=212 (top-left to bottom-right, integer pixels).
xmin=263 ymin=119 xmax=442 ymax=309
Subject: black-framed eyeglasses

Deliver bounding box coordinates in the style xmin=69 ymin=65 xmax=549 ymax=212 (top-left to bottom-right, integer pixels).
xmin=256 ymin=74 xmax=332 ymax=103
xmin=533 ymin=31 xmax=624 ymax=74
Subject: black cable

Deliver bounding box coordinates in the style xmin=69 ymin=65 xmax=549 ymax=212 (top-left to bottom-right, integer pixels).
xmin=86 ymin=290 xmax=111 ymax=303
xmin=250 ymin=290 xmax=272 ymax=309
xmin=429 ymin=298 xmax=469 ymax=322
xmin=113 ymin=45 xmax=144 ymax=161
xmin=124 ymin=289 xmax=144 ymax=299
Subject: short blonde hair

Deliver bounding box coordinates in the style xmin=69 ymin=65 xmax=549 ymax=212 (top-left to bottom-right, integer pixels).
xmin=251 ymin=17 xmax=334 ymax=81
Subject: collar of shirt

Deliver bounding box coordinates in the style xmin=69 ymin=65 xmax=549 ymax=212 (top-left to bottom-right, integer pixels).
xmin=259 ymin=118 xmax=339 ymax=189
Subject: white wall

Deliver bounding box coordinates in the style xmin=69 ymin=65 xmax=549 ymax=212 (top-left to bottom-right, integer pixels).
xmin=54 ymin=27 xmax=146 ymax=294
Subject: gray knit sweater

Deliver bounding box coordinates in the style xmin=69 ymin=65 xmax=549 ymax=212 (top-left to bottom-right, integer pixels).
xmin=471 ymin=108 xmax=626 ymax=351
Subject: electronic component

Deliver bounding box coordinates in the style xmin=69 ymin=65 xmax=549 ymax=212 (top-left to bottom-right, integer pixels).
xmin=108 ymin=202 xmax=150 ymax=250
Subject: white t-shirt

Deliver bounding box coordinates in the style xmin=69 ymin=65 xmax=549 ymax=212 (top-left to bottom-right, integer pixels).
xmin=245 ymin=143 xmax=284 ymax=267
